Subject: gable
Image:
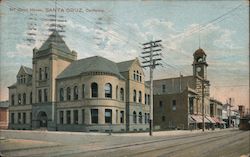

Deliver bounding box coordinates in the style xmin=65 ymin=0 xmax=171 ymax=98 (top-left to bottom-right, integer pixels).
xmin=17 ymin=66 xmax=32 ymax=76
xmin=129 ymin=58 xmax=145 ymax=76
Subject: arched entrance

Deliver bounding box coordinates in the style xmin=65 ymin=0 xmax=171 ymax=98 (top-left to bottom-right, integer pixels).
xmin=38 ymin=111 xmax=48 ymax=128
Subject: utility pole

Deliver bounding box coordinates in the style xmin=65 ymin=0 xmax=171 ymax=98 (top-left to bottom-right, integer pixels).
xmin=202 ymin=78 xmax=205 ymax=132
xmin=195 ymin=75 xmax=207 ymax=132
xmin=141 ymin=40 xmax=162 ymax=136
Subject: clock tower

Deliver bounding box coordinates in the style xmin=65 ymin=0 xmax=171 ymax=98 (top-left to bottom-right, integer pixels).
xmin=192 ymin=48 xmax=208 ymax=79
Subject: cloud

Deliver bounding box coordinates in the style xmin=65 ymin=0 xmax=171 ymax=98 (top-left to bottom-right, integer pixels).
xmin=213 ymin=29 xmax=235 ymax=49
xmin=143 ymin=18 xmax=174 ymax=30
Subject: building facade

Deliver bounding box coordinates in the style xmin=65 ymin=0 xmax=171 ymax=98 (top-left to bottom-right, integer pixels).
xmin=153 ymin=48 xmax=215 ymax=130
xmin=0 ymin=101 xmax=9 ymax=129
xmin=8 ymin=31 xmax=150 ymax=132
xmin=210 ymin=98 xmax=225 ymax=128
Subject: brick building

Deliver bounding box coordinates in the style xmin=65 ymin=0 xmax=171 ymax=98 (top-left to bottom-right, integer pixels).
xmin=152 ymin=48 xmax=215 ymax=130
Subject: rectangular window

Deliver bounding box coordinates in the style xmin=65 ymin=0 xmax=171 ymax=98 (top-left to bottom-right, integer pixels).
xmin=73 ymin=110 xmax=78 ymax=124
xmin=159 ymin=101 xmax=163 ymax=108
xmin=60 ymin=111 xmax=64 ymax=124
xmin=11 ymin=113 xmax=15 ymax=124
xmin=105 ymin=109 xmax=112 ymax=124
xmin=144 ymin=113 xmax=147 ymax=124
xmin=162 ymin=85 xmax=166 ymax=93
xmin=30 ymin=112 xmax=32 ymax=123
xmin=91 ymin=109 xmax=98 ymax=124
xmin=120 ymin=111 xmax=124 ymax=124
xmin=172 ymin=100 xmax=176 ymax=111
xmin=162 ymin=116 xmax=165 ymax=122
xmin=18 ymin=113 xmax=21 ymax=124
xmin=11 ymin=94 xmax=15 ymax=105
xmin=23 ymin=113 xmax=26 ymax=124
xmin=66 ymin=110 xmax=71 ymax=124
xmin=189 ymin=97 xmax=194 ymax=114
xmin=38 ymin=90 xmax=42 ymax=103
xmin=82 ymin=109 xmax=85 ymax=124
xmin=44 ymin=89 xmax=48 ymax=102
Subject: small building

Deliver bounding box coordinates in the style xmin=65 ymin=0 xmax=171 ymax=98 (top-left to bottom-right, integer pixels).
xmin=222 ymin=103 xmax=240 ymax=128
xmin=0 ymin=101 xmax=9 ymax=129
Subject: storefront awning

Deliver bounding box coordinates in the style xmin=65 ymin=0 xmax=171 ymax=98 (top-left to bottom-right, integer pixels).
xmin=206 ymin=116 xmax=216 ymax=124
xmin=189 ymin=116 xmax=196 ymax=123
xmin=212 ymin=117 xmax=221 ymax=123
xmin=191 ymin=115 xmax=202 ymax=123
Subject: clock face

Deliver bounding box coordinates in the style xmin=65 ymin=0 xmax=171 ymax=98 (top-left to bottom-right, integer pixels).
xmin=196 ymin=67 xmax=201 ymax=72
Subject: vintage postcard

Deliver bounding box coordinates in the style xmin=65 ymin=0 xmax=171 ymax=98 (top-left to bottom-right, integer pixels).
xmin=0 ymin=0 xmax=249 ymax=157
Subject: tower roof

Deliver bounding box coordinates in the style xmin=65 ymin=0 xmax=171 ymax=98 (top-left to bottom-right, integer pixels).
xmin=193 ymin=48 xmax=206 ymax=57
xmin=38 ymin=31 xmax=71 ymax=54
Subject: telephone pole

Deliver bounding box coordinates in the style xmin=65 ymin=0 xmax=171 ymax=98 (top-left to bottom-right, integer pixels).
xmin=141 ymin=40 xmax=162 ymax=136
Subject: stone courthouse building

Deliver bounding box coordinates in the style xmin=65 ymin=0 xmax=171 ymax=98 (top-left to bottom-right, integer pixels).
xmin=153 ymin=48 xmax=214 ymax=130
xmin=8 ymin=31 xmax=150 ymax=132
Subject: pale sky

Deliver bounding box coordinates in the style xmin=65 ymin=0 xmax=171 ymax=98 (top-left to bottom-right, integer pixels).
xmin=0 ymin=0 xmax=249 ymax=110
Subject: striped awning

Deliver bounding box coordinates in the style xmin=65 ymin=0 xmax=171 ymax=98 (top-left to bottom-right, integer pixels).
xmin=206 ymin=116 xmax=216 ymax=124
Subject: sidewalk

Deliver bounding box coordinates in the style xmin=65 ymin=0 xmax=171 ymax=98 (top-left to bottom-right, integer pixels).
xmin=0 ymin=127 xmax=237 ymax=137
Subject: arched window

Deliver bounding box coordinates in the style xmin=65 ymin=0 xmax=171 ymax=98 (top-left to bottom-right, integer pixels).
xmin=18 ymin=94 xmax=21 ymax=104
xmin=116 ymin=86 xmax=118 ymax=100
xmin=67 ymin=87 xmax=71 ymax=101
xmin=74 ymin=86 xmax=78 ymax=100
xmin=138 ymin=91 xmax=142 ymax=103
xmin=133 ymin=71 xmax=136 ymax=80
xmin=133 ymin=111 xmax=137 ymax=124
xmin=39 ymin=68 xmax=42 ymax=80
xmin=144 ymin=94 xmax=147 ymax=104
xmin=120 ymin=88 xmax=124 ymax=101
xmin=11 ymin=94 xmax=15 ymax=105
xmin=139 ymin=73 xmax=142 ymax=82
xmin=139 ymin=112 xmax=142 ymax=124
xmin=105 ymin=83 xmax=112 ymax=98
xmin=30 ymin=92 xmax=32 ymax=104
xmin=133 ymin=90 xmax=136 ymax=102
xmin=91 ymin=83 xmax=98 ymax=98
xmin=60 ymin=88 xmax=64 ymax=101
